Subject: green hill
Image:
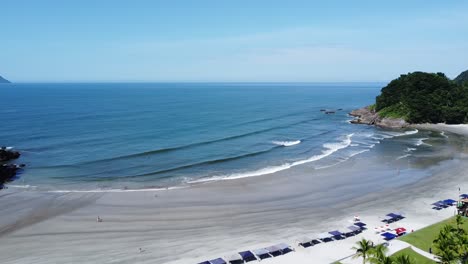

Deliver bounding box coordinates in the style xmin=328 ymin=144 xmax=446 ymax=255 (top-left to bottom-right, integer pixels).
xmin=374 ymin=71 xmax=468 ymax=124
xmin=0 ymin=75 xmax=10 ymax=83
xmin=454 ymin=69 xmax=468 ymax=85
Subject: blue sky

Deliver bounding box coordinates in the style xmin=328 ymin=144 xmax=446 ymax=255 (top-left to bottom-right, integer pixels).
xmin=1 ymin=0 xmax=468 ymax=82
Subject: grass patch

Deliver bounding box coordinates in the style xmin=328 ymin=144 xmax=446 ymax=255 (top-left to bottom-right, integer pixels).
xmin=377 ymin=103 xmax=409 ymax=119
xmin=399 ymin=216 xmax=468 ymax=251
xmin=391 ymin=247 xmax=436 ymax=264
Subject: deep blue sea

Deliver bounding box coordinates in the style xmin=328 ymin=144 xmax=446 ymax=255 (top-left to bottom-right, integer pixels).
xmin=1 ymin=83 xmax=432 ymax=191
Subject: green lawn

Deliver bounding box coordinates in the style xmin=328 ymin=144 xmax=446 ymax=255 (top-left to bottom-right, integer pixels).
xmin=391 ymin=247 xmax=436 ymax=264
xmin=399 ymin=216 xmax=468 ymax=251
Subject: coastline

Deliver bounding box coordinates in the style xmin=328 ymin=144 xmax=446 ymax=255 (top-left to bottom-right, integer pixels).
xmin=411 ymin=123 xmax=468 ymax=136
xmin=0 ymin=128 xmax=467 ymax=263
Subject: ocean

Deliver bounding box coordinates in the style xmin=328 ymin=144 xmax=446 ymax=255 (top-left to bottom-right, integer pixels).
xmin=0 ymin=83 xmax=450 ymax=191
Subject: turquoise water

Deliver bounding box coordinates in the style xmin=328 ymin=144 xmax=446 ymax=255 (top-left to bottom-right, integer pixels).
xmin=1 ymin=83 xmax=431 ymax=190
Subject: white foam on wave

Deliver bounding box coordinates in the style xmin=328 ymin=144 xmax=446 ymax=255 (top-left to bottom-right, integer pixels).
xmin=440 ymin=131 xmax=448 ymax=138
xmin=272 ymin=140 xmax=301 ymax=147
xmin=349 ymin=149 xmax=370 ymax=157
xmin=315 ymin=149 xmax=370 ymax=170
xmin=396 ymin=154 xmax=412 ymax=160
xmin=404 ymin=129 xmax=419 ymax=135
xmin=414 ymin=138 xmax=431 ymax=146
xmin=46 ymin=186 xmax=187 ymax=193
xmin=7 ymin=184 xmax=37 ymax=189
xmin=405 ymin=147 xmax=417 ymax=153
xmin=189 ymin=134 xmax=354 ymax=183
xmin=353 ymin=140 xmax=376 ymax=148
xmin=377 ymin=129 xmax=418 ymax=139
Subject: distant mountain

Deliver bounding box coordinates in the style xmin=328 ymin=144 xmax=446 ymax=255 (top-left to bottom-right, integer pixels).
xmin=0 ymin=75 xmax=10 ymax=83
xmin=454 ymin=70 xmax=468 ymax=85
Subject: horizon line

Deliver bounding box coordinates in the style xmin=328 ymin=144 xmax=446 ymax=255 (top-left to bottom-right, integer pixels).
xmin=4 ymin=80 xmax=391 ymax=84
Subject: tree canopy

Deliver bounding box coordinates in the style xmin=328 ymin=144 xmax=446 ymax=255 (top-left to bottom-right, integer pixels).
xmin=375 ymin=71 xmax=468 ymax=124
xmin=454 ymin=70 xmax=468 ymax=85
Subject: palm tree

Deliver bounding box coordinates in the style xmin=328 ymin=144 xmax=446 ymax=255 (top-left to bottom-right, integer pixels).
xmin=368 ymin=244 xmax=389 ymax=264
xmin=392 ymin=254 xmax=414 ymax=264
xmin=352 ymin=238 xmax=373 ymax=264
xmin=370 ymin=254 xmax=392 ymax=264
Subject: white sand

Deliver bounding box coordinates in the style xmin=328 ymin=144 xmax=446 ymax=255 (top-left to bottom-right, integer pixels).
xmin=412 ymin=123 xmax=468 ymax=136
xmin=0 ymin=127 xmax=467 ymax=264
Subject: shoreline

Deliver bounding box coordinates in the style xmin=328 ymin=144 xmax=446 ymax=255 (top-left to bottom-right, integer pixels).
xmin=411 ymin=123 xmax=468 ymax=136
xmin=0 ymin=128 xmax=467 ymax=263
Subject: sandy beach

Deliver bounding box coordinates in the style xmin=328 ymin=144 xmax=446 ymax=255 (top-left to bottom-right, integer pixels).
xmin=1 ymin=125 xmax=468 ymax=264
xmin=412 ymin=123 xmax=468 ymax=137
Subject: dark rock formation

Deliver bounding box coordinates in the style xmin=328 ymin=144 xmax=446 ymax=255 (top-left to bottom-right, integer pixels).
xmin=0 ymin=147 xmax=21 ymax=162
xmin=0 ymin=75 xmax=10 ymax=83
xmin=349 ymin=106 xmax=408 ymax=128
xmin=0 ymin=147 xmax=23 ymax=189
xmin=0 ymin=164 xmax=25 ymax=189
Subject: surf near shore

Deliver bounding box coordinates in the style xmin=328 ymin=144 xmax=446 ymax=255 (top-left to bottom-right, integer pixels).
xmin=0 ymin=127 xmax=467 ymax=263
xmin=411 ymin=123 xmax=468 ymax=137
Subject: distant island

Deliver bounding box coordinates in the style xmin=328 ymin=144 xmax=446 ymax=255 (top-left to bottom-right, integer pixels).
xmin=350 ymin=70 xmax=468 ymax=128
xmin=0 ymin=75 xmax=11 ymax=83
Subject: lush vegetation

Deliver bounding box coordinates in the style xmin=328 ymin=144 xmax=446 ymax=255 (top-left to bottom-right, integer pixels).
xmin=431 ymin=215 xmax=468 ymax=263
xmin=391 ymin=248 xmax=435 ymax=264
xmin=351 ymin=238 xmax=418 ymax=264
xmin=375 ymin=71 xmax=468 ymax=124
xmin=455 ymin=70 xmax=468 ymax=85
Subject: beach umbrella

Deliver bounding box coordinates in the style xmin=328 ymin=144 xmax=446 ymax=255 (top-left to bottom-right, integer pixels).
xmin=395 ymin=227 xmax=407 ymax=234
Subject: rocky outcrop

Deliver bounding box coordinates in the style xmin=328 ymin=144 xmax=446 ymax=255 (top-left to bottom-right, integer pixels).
xmin=0 ymin=147 xmax=20 ymax=162
xmin=0 ymin=164 xmax=25 ymax=189
xmin=0 ymin=147 xmax=24 ymax=189
xmin=349 ymin=106 xmax=409 ymax=128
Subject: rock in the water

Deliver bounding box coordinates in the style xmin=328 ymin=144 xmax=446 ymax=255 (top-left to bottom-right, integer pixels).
xmin=0 ymin=147 xmax=20 ymax=162
xmin=0 ymin=164 xmax=24 ymax=189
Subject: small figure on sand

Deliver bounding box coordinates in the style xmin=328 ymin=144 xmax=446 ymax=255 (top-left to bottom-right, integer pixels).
xmin=139 ymin=247 xmax=145 ymax=253
xmin=97 ymin=216 xmax=103 ymax=222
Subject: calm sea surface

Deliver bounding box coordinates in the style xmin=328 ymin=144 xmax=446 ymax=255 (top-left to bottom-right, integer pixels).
xmin=1 ymin=83 xmax=443 ymax=190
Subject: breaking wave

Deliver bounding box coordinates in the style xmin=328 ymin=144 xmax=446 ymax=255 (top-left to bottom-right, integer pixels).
xmin=272 ymin=140 xmax=301 ymax=147
xmin=414 ymin=138 xmax=431 ymax=146
xmin=189 ymin=134 xmax=354 ymax=183
xmin=396 ymin=154 xmax=412 ymax=160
